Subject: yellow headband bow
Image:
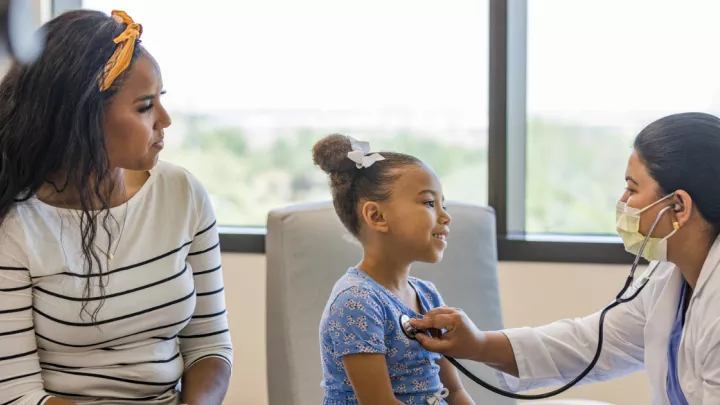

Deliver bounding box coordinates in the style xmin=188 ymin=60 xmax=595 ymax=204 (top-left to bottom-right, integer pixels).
xmin=98 ymin=10 xmax=143 ymax=91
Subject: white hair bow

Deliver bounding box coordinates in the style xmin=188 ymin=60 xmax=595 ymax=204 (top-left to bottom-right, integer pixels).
xmin=347 ymin=140 xmax=385 ymax=169
xmin=427 ymin=388 xmax=449 ymax=404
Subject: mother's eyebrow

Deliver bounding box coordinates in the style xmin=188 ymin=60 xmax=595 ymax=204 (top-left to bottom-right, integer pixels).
xmin=133 ymin=89 xmax=166 ymax=103
xmin=133 ymin=94 xmax=155 ymax=103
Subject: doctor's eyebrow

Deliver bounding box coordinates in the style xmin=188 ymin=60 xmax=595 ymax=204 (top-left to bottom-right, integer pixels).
xmin=625 ymin=176 xmax=639 ymax=186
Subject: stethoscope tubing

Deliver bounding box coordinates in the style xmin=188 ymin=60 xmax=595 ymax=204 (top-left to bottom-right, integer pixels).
xmin=400 ymin=204 xmax=674 ymax=399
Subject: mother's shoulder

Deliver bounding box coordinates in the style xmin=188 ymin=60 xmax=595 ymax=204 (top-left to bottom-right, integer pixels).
xmin=151 ymin=161 xmax=207 ymax=196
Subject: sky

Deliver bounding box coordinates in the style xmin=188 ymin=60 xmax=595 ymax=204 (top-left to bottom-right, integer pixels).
xmin=82 ymin=0 xmax=488 ymax=118
xmin=527 ymin=0 xmax=720 ymax=129
xmin=79 ymin=0 xmax=720 ymax=132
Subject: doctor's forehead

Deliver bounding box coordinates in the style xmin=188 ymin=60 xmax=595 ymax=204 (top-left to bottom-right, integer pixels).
xmin=625 ymin=151 xmax=654 ymax=185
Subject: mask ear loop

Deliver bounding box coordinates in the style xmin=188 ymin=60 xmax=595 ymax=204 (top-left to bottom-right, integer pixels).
xmin=630 ymin=192 xmax=676 ymax=215
xmin=629 ymin=204 xmax=675 ymax=278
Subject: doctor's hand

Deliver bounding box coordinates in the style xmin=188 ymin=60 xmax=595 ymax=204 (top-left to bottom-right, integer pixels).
xmin=409 ymin=306 xmax=486 ymax=361
xmin=410 ymin=307 xmax=520 ymax=376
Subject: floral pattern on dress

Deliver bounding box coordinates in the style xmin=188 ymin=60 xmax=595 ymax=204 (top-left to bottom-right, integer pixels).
xmin=319 ymin=268 xmax=447 ymax=405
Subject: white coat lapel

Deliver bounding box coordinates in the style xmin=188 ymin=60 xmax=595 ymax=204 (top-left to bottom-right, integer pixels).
xmin=693 ymin=234 xmax=720 ymax=297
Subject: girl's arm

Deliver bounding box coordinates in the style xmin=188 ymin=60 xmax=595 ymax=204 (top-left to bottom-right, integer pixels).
xmin=343 ymin=354 xmax=405 ymax=405
xmin=437 ymin=356 xmax=475 ymax=405
xmin=325 ymin=285 xmax=400 ymax=405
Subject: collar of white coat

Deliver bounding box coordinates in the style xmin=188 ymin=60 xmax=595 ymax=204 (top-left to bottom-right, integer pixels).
xmin=692 ymin=233 xmax=720 ymax=296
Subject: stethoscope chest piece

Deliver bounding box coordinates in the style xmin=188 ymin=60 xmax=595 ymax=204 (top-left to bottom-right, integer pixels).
xmin=399 ymin=314 xmax=419 ymax=340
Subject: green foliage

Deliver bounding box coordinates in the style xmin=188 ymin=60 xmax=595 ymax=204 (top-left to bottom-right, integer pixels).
xmin=526 ymin=118 xmax=633 ymax=234
xmin=163 ymin=113 xmax=633 ymax=235
xmin=183 ymin=126 xmax=249 ymax=156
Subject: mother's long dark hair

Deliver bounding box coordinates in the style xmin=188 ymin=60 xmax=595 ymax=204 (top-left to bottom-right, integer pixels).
xmin=0 ymin=10 xmax=144 ymax=320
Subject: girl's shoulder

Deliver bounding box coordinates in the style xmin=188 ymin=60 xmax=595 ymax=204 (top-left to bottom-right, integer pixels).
xmin=328 ymin=268 xmax=383 ymax=303
xmin=324 ymin=268 xmax=405 ymax=318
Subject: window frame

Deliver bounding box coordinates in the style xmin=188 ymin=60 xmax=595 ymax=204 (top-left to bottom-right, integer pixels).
xmin=51 ymin=0 xmax=635 ymax=264
xmin=488 ymin=0 xmax=632 ymax=264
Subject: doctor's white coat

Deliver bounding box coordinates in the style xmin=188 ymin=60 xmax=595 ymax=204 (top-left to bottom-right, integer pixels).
xmin=497 ymin=237 xmax=720 ymax=405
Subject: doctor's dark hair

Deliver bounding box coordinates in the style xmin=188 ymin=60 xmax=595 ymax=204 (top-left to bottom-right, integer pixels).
xmin=0 ymin=10 xmax=145 ymax=320
xmin=634 ymin=112 xmax=720 ymax=235
xmin=312 ymin=134 xmax=421 ymax=236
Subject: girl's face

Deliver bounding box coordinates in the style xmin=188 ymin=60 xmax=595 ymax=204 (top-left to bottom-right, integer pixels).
xmin=379 ymin=163 xmax=452 ymax=264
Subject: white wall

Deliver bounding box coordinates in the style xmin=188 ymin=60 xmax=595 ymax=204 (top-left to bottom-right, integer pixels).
xmin=223 ymin=253 xmax=651 ymax=405
xmin=499 ymin=262 xmax=651 ymax=405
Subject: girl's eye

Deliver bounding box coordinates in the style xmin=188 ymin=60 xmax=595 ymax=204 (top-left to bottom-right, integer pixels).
xmin=425 ymin=201 xmax=435 ymax=208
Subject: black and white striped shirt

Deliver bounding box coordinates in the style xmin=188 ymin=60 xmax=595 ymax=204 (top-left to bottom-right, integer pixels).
xmin=0 ymin=161 xmax=233 ymax=405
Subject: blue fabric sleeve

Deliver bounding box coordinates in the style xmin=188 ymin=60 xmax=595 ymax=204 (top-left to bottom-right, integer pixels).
xmin=326 ymin=286 xmax=388 ymax=356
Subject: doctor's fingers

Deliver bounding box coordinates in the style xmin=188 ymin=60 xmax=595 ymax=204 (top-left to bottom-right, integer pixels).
xmin=409 ymin=313 xmax=459 ymax=331
xmin=415 ymin=332 xmax=455 ymax=354
xmin=421 ymin=306 xmax=465 ymax=320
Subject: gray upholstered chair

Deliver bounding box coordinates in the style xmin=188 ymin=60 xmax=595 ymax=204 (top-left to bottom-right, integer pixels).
xmin=265 ymin=200 xmax=510 ymax=405
xmin=265 ymin=200 xmax=617 ymax=405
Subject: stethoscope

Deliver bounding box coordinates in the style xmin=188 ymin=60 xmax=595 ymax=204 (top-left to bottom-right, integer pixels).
xmin=399 ymin=203 xmax=678 ymax=400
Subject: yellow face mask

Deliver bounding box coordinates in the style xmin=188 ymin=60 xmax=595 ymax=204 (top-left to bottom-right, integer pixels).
xmin=616 ymin=193 xmax=678 ymax=262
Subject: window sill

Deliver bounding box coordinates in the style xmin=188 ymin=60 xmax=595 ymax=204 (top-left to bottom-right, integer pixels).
xmin=498 ymin=233 xmax=635 ymax=264
xmin=218 ymin=226 xmax=266 ymax=254
xmin=218 ymin=227 xmax=636 ymax=264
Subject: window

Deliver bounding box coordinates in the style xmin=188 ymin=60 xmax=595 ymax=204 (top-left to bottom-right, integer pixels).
xmin=525 ymin=0 xmax=720 ymax=235
xmin=53 ymin=0 xmax=689 ymax=262
xmin=78 ymin=0 xmax=489 ymax=227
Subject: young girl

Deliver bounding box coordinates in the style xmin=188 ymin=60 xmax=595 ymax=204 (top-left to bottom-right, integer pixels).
xmin=313 ymin=134 xmax=475 ymax=405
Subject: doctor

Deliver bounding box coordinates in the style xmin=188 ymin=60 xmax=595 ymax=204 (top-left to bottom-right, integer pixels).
xmin=410 ymin=112 xmax=720 ymax=404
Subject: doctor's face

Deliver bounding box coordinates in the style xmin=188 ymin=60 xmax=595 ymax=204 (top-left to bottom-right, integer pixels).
xmin=620 ymin=151 xmax=676 ymax=238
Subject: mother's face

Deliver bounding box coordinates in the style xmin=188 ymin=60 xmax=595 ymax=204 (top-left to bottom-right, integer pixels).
xmin=103 ymin=52 xmax=171 ymax=172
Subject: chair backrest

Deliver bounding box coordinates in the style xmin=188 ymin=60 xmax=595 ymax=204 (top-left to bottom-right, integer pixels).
xmin=265 ymin=200 xmax=513 ymax=405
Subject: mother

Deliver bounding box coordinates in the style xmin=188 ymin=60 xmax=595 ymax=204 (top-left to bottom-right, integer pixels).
xmin=0 ymin=9 xmax=232 ymax=405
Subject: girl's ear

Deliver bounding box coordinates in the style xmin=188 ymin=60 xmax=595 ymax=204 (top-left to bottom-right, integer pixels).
xmin=360 ymin=201 xmax=389 ymax=233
